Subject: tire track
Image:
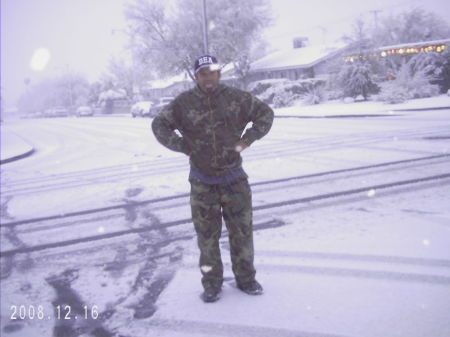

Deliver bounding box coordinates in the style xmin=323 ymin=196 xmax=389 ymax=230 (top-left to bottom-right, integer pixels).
xmin=2 ymin=171 xmax=449 ymax=258
xmin=2 ymin=153 xmax=448 ymax=228
xmin=1 ymin=127 xmax=447 ymax=196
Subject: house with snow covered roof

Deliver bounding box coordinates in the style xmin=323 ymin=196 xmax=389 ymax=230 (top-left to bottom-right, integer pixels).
xmin=242 ymin=38 xmax=450 ymax=82
xmin=344 ymin=38 xmax=450 ymax=62
xmin=144 ymin=38 xmax=450 ymax=98
xmin=245 ymin=39 xmax=348 ymax=82
xmin=144 ymin=39 xmax=348 ymax=96
xmin=143 ymin=73 xmax=193 ymax=100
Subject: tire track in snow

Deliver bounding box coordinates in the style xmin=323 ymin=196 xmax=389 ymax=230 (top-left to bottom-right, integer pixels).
xmin=2 ymin=171 xmax=449 ymax=258
xmin=1 ymin=126 xmax=447 ymax=196
xmin=2 ymin=153 xmax=448 ymax=228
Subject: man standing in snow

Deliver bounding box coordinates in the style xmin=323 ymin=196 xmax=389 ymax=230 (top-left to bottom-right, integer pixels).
xmin=152 ymin=55 xmax=274 ymax=303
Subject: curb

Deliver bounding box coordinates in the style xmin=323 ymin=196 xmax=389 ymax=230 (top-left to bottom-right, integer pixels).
xmin=0 ymin=127 xmax=36 ymax=165
xmin=390 ymin=106 xmax=450 ymax=112
xmin=0 ymin=147 xmax=35 ymax=165
xmin=275 ymin=106 xmax=450 ymax=119
xmin=275 ymin=113 xmax=402 ymax=119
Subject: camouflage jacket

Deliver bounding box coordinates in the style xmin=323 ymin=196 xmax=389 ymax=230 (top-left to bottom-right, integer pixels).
xmin=151 ymin=84 xmax=274 ymax=176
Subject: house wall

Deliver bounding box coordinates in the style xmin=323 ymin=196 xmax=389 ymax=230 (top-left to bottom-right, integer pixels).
xmin=314 ymin=61 xmax=333 ymax=76
xmin=248 ymin=67 xmax=315 ymax=82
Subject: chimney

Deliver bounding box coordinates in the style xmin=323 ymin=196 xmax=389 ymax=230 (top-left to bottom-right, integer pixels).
xmin=293 ymin=37 xmax=309 ymax=49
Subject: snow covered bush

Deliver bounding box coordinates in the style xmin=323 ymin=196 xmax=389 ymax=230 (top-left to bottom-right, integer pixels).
xmin=273 ymin=89 xmax=299 ymax=108
xmin=377 ymin=82 xmax=409 ymax=104
xmin=343 ymin=97 xmax=355 ymax=104
xmin=249 ymin=78 xmax=326 ymax=107
xmin=337 ymin=60 xmax=379 ymax=100
xmin=377 ymin=57 xmax=440 ymax=103
xmin=300 ymin=83 xmax=327 ymax=105
xmin=248 ymin=81 xmax=273 ymax=96
xmin=323 ymin=72 xmax=344 ymax=100
xmin=249 ymin=79 xmax=285 ymax=104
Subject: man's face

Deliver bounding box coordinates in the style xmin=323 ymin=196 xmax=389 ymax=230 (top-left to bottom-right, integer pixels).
xmin=195 ymin=67 xmax=221 ymax=93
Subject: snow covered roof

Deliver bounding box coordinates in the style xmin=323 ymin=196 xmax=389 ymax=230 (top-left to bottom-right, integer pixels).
xmin=98 ymin=88 xmax=127 ymax=101
xmin=146 ymin=73 xmax=190 ymax=89
xmin=377 ymin=38 xmax=450 ymax=51
xmin=250 ymin=43 xmax=347 ymax=72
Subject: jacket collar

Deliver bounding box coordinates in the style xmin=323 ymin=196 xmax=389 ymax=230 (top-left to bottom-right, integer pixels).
xmin=193 ymin=83 xmax=227 ymax=99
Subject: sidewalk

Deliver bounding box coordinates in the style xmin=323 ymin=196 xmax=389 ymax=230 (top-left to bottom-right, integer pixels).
xmin=275 ymin=94 xmax=450 ymax=117
xmin=0 ymin=124 xmax=35 ymax=164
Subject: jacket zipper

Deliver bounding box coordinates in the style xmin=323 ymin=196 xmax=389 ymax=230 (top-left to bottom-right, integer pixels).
xmin=207 ymin=95 xmax=218 ymax=166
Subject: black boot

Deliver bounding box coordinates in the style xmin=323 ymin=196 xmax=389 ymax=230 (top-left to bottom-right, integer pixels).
xmin=201 ymin=287 xmax=221 ymax=303
xmin=237 ymin=280 xmax=263 ymax=295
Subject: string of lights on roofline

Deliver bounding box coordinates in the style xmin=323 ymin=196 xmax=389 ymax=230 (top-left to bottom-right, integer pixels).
xmin=344 ymin=42 xmax=447 ymax=62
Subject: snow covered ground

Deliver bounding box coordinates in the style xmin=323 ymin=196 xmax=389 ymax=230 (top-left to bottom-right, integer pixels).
xmin=276 ymin=94 xmax=450 ymax=116
xmin=1 ymin=96 xmax=450 ymax=337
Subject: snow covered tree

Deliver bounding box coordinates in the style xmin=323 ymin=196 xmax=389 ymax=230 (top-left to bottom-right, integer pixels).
xmin=338 ymin=61 xmax=379 ymax=100
xmin=342 ymin=17 xmax=374 ymax=56
xmin=17 ymin=74 xmax=90 ymax=114
xmin=124 ymin=0 xmax=271 ymax=86
xmin=372 ymin=8 xmax=450 ymax=47
xmin=106 ymin=57 xmax=152 ymax=101
xmin=407 ymin=49 xmax=450 ymax=93
xmin=339 ymin=17 xmax=382 ymax=99
xmin=436 ymin=48 xmax=450 ymax=93
xmin=341 ymin=8 xmax=450 ymax=99
xmin=87 ymin=82 xmax=103 ymax=106
xmin=57 ymin=73 xmax=90 ymax=109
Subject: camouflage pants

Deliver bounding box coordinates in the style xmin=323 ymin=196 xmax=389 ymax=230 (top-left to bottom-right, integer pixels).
xmin=190 ymin=177 xmax=256 ymax=290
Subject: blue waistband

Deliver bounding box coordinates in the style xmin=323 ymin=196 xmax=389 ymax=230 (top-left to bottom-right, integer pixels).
xmin=189 ymin=166 xmax=247 ymax=185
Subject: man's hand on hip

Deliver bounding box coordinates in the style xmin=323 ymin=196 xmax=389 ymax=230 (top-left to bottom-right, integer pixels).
xmin=234 ymin=140 xmax=248 ymax=153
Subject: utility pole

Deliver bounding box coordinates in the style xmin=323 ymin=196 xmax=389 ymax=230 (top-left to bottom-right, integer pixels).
xmin=370 ymin=10 xmax=381 ymax=31
xmin=201 ymin=0 xmax=209 ymax=54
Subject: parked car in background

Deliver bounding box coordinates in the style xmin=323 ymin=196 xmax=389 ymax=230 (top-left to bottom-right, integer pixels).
xmin=76 ymin=106 xmax=94 ymax=117
xmin=130 ymin=101 xmax=154 ymax=118
xmin=148 ymin=97 xmax=174 ymax=117
xmin=44 ymin=106 xmax=68 ymax=117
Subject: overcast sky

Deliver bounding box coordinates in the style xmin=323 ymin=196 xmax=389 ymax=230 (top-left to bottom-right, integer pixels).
xmin=1 ymin=0 xmax=449 ymax=109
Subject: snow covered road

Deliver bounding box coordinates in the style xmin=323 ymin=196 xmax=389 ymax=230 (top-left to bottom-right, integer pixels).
xmin=1 ymin=105 xmax=450 ymax=336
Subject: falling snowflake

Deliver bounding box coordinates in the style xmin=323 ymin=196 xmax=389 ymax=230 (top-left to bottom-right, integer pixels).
xmin=200 ymin=265 xmax=212 ymax=273
xmin=422 ymin=239 xmax=430 ymax=246
xmin=367 ymin=189 xmax=376 ymax=197
xmin=98 ymin=226 xmax=105 ymax=233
